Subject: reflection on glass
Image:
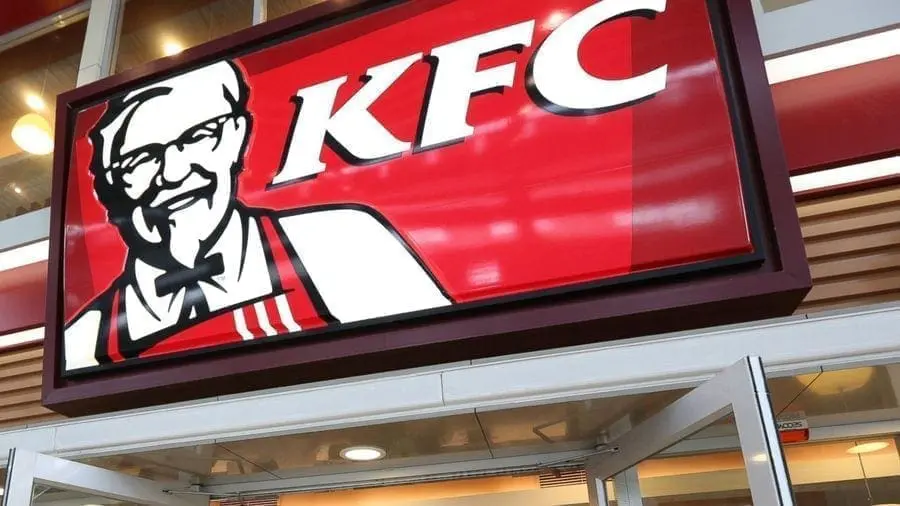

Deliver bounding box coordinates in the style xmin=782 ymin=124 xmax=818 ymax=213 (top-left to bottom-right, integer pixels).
xmin=0 ymin=17 xmax=86 ymax=221
xmin=115 ymin=0 xmax=254 ymax=74
xmin=266 ymin=0 xmax=329 ymax=22
xmin=31 ymin=484 xmax=141 ymax=505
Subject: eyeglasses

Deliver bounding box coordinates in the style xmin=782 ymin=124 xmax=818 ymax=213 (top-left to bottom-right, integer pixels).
xmin=107 ymin=113 xmax=236 ymax=176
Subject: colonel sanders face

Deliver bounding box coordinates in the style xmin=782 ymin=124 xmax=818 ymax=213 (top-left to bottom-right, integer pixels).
xmin=90 ymin=61 xmax=251 ymax=270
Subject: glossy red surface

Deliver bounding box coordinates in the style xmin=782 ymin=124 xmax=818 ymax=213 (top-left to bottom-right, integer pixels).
xmin=57 ymin=0 xmax=757 ymax=368
xmin=774 ymin=55 xmax=900 ymax=173
xmin=63 ymin=0 xmax=752 ymax=341
xmin=40 ymin=0 xmax=811 ymax=415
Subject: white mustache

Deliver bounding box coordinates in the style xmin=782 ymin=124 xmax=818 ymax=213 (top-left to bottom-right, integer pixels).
xmin=149 ymin=172 xmax=213 ymax=208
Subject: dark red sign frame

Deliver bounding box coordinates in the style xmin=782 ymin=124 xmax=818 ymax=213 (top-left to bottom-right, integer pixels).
xmin=43 ymin=0 xmax=810 ymax=415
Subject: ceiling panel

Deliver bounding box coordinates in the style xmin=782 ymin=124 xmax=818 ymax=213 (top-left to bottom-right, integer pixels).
xmin=219 ymin=413 xmax=490 ymax=477
xmin=116 ymin=0 xmax=253 ymax=74
xmin=759 ymin=0 xmax=814 ymax=13
xmin=76 ymin=363 xmax=900 ymax=488
xmin=0 ymin=16 xmax=84 ymax=221
xmin=477 ymin=390 xmax=687 ymax=457
xmin=81 ymin=443 xmax=272 ymax=482
xmin=266 ymin=0 xmax=328 ymax=22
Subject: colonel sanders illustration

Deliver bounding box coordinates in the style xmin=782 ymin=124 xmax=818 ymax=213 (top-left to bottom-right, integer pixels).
xmin=63 ymin=61 xmax=452 ymax=372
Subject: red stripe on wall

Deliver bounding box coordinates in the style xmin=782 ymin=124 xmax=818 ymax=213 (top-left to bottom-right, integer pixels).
xmin=773 ymin=56 xmax=900 ymax=174
xmin=0 ymin=262 xmax=48 ymax=336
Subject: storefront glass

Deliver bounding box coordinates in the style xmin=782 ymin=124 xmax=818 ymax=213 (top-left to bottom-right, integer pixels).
xmin=115 ymin=0 xmax=254 ymax=74
xmin=0 ymin=18 xmax=86 ymax=221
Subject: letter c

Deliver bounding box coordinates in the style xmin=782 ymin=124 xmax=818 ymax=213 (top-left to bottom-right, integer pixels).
xmin=527 ymin=0 xmax=668 ymax=115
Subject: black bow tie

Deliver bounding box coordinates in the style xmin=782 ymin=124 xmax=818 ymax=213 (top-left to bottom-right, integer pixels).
xmin=155 ymin=253 xmax=225 ymax=298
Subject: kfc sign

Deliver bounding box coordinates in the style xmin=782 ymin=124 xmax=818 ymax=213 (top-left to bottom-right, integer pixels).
xmin=45 ymin=0 xmax=809 ymax=413
xmin=275 ymin=0 xmax=669 ymax=185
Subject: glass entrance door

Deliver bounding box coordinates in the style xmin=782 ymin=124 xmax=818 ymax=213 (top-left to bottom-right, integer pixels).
xmin=2 ymin=449 xmax=205 ymax=506
xmin=587 ymin=356 xmax=796 ymax=505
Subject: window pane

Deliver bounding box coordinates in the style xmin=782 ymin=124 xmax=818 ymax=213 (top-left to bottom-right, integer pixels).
xmin=0 ymin=17 xmax=86 ymax=221
xmin=115 ymin=0 xmax=254 ymax=74
xmin=267 ymin=0 xmax=329 ymax=22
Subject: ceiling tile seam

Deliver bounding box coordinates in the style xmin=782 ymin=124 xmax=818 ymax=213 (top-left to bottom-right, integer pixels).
xmin=216 ymin=442 xmax=283 ymax=480
xmin=473 ymin=409 xmax=494 ymax=459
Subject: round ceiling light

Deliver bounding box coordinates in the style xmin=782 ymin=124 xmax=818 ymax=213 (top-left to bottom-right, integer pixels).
xmin=797 ymin=367 xmax=875 ymax=396
xmin=339 ymin=445 xmax=386 ymax=462
xmin=11 ymin=113 xmax=53 ymax=155
xmin=847 ymin=441 xmax=889 ymax=454
xmin=24 ymin=93 xmax=46 ymax=111
xmin=162 ymin=39 xmax=184 ymax=56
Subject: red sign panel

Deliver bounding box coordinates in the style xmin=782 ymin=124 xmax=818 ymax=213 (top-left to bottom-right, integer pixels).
xmin=45 ymin=0 xmax=808 ymax=413
xmin=62 ymin=0 xmax=753 ymax=374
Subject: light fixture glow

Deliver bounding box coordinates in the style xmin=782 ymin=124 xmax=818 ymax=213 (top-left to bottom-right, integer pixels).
xmin=0 ymin=239 xmax=50 ymax=272
xmin=162 ymin=39 xmax=185 ymax=56
xmin=11 ymin=113 xmax=53 ymax=155
xmin=790 ymin=157 xmax=900 ymax=194
xmin=0 ymin=327 xmax=44 ymax=349
xmin=847 ymin=441 xmax=889 ymax=454
xmin=766 ymin=27 xmax=900 ymax=85
xmin=798 ymin=367 xmax=876 ymax=396
xmin=339 ymin=445 xmax=386 ymax=462
xmin=543 ymin=10 xmax=569 ymax=30
xmin=13 ymin=186 xmax=22 ymax=194
xmin=24 ymin=93 xmax=46 ymax=111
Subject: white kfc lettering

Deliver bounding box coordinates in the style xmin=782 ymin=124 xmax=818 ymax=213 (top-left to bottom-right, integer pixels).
xmin=272 ymin=53 xmax=422 ymax=185
xmin=273 ymin=0 xmax=669 ymax=186
xmin=528 ymin=0 xmax=668 ymax=114
xmin=416 ymin=20 xmax=535 ymax=150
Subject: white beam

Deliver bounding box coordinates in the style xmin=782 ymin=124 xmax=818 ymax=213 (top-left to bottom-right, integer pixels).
xmin=76 ymin=0 xmax=123 ymax=86
xmin=0 ymin=304 xmax=898 ymax=468
xmin=753 ymin=0 xmax=900 ymax=57
xmin=4 ymin=449 xmax=203 ymax=506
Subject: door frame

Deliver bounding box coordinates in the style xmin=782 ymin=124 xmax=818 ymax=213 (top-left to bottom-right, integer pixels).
xmin=3 ymin=449 xmax=204 ymax=506
xmin=587 ymin=356 xmax=795 ymax=505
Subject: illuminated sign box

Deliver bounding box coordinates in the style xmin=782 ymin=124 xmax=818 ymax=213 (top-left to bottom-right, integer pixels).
xmin=43 ymin=0 xmax=810 ymax=415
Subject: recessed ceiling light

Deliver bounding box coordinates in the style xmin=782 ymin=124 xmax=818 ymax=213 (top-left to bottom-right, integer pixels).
xmin=13 ymin=186 xmax=22 ymax=194
xmin=24 ymin=93 xmax=46 ymax=111
xmin=339 ymin=445 xmax=386 ymax=462
xmin=162 ymin=39 xmax=184 ymax=56
xmin=847 ymin=441 xmax=889 ymax=454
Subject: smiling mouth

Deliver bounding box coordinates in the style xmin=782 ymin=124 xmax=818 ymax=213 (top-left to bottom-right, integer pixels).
xmin=152 ymin=186 xmax=214 ymax=213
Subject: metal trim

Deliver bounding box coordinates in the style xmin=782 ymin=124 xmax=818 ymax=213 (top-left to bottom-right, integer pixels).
xmin=0 ymin=2 xmax=90 ymax=53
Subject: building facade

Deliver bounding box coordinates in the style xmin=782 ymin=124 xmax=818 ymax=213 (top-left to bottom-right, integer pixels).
xmin=0 ymin=0 xmax=898 ymax=504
